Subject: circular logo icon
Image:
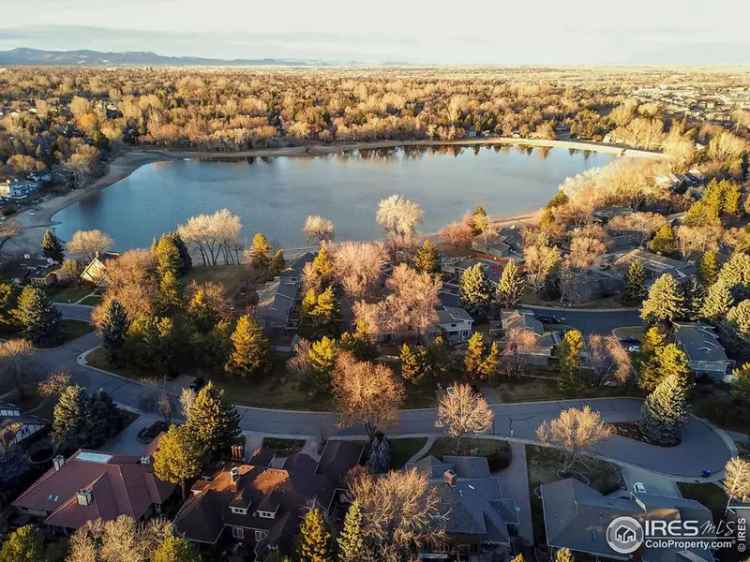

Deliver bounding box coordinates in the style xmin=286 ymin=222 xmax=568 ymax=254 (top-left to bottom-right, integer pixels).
xmin=606 ymin=516 xmax=644 ymax=554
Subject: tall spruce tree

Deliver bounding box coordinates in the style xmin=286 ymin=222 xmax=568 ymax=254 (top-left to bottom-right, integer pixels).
xmin=414 ymin=239 xmax=440 ymax=274
xmin=186 ymin=382 xmax=241 ymax=459
xmin=459 ymin=263 xmax=493 ymax=320
xmin=639 ymin=343 xmax=690 ymax=392
xmin=52 ymin=384 xmax=90 ymax=451
xmin=623 ymin=261 xmax=646 ymax=305
xmin=101 ymin=299 xmax=128 ymax=362
xmin=640 ymin=373 xmax=692 ymax=446
xmin=40 ymin=229 xmax=64 ymax=263
xmin=152 ymin=424 xmax=203 ymax=499
xmin=496 ymin=260 xmax=525 ymax=309
xmin=337 ymin=501 xmax=365 ymax=562
xmin=225 ymin=314 xmax=271 ymax=377
xmin=698 ymin=250 xmax=719 ymax=287
xmin=308 ymin=336 xmax=337 ymax=392
xmin=0 ymin=525 xmax=45 ymax=562
xmin=400 ymin=342 xmax=428 ymax=384
xmin=558 ymin=329 xmax=584 ymax=395
xmin=701 ymin=281 xmax=734 ymax=320
xmin=640 ymin=273 xmax=685 ymax=324
xmin=298 ymin=507 xmax=331 ymax=562
xmin=464 ymin=332 xmax=486 ymax=379
xmin=13 ymin=285 xmax=61 ymax=345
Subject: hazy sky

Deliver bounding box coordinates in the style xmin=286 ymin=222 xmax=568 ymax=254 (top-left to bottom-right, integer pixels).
xmin=2 ymin=0 xmax=750 ymax=64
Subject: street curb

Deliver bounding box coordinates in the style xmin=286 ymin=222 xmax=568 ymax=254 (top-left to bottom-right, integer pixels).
xmin=521 ymin=304 xmax=641 ymax=313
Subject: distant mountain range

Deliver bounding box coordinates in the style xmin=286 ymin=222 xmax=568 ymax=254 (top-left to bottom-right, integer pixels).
xmin=0 ymin=47 xmax=326 ymax=66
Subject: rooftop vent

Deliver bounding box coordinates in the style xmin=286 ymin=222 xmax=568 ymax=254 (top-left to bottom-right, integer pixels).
xmin=76 ymin=489 xmax=93 ymax=506
xmin=230 ymin=466 xmax=241 ymax=483
xmin=52 ymin=455 xmax=65 ymax=471
xmin=140 ymin=456 xmax=150 ymax=465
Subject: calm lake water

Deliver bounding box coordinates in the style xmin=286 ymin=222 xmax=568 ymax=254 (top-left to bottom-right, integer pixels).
xmin=52 ymin=145 xmax=614 ymax=249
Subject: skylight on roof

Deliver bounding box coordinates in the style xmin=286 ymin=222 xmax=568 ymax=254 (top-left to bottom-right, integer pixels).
xmin=75 ymin=452 xmax=113 ymax=464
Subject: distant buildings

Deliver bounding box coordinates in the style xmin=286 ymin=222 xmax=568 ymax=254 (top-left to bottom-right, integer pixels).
xmin=0 ymin=177 xmax=43 ymax=200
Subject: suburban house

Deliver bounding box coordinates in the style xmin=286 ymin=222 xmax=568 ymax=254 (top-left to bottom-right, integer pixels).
xmin=12 ymin=450 xmax=175 ymax=532
xmin=79 ymin=251 xmax=120 ymax=286
xmin=174 ymin=440 xmax=364 ymax=560
xmin=409 ymin=455 xmax=519 ymax=560
xmin=673 ymin=322 xmax=732 ymax=381
xmin=614 ymin=249 xmax=696 ymax=284
xmin=562 ymin=266 xmax=625 ymax=305
xmin=433 ymin=306 xmax=474 ymax=344
xmin=255 ymin=252 xmax=314 ymax=340
xmin=0 ymin=402 xmax=48 ymax=453
xmin=0 ymin=177 xmax=43 ymax=200
xmin=541 ymin=478 xmax=714 ymax=562
xmin=500 ymin=310 xmax=560 ymax=366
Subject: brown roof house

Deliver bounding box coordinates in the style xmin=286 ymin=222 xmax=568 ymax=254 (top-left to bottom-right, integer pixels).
xmin=12 ymin=450 xmax=175 ymax=531
xmin=174 ymin=440 xmax=363 ymax=560
xmin=500 ymin=310 xmax=560 ymax=367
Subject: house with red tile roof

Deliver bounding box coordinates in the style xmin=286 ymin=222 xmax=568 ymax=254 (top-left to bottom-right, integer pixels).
xmin=12 ymin=449 xmax=175 ymax=531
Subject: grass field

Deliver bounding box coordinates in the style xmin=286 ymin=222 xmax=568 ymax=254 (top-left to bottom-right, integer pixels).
xmin=677 ymin=482 xmax=729 ymax=524
xmin=48 ymin=284 xmax=94 ymax=303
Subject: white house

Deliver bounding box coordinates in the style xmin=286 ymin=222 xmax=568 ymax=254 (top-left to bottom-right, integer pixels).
xmin=434 ymin=306 xmax=474 ymax=344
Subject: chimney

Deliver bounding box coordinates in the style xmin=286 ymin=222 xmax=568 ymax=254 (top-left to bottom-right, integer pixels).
xmin=76 ymin=489 xmax=93 ymax=506
xmin=231 ymin=443 xmax=244 ymax=461
xmin=230 ymin=466 xmax=241 ymax=490
xmin=53 ymin=455 xmax=65 ymax=472
xmin=443 ymin=469 xmax=457 ymax=487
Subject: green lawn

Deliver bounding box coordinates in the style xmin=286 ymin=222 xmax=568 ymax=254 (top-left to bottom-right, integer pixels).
xmin=490 ymin=377 xmax=640 ymax=403
xmin=262 ymin=437 xmax=306 ymax=456
xmin=390 ymin=437 xmax=428 ymax=469
xmin=78 ymin=294 xmax=103 ymax=306
xmin=678 ymin=482 xmax=728 ymax=524
xmin=185 ymin=264 xmax=250 ymax=297
xmin=56 ymin=319 xmax=93 ymax=344
xmin=48 ymin=284 xmax=94 ymax=303
xmin=526 ymin=444 xmax=624 ymax=545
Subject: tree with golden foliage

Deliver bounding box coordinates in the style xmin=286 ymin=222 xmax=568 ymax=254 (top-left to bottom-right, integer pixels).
xmin=332 ymin=352 xmax=405 ymax=439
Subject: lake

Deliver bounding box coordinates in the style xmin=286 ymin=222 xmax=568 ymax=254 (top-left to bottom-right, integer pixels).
xmin=52 ymin=145 xmax=614 ymax=250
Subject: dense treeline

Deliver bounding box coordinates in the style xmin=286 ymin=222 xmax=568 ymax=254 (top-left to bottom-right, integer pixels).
xmin=2 ymin=67 xmax=750 ymax=184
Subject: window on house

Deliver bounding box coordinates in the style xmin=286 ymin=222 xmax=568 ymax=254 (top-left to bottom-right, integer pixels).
xmin=255 ymin=530 xmax=268 ymax=541
xmin=257 ymin=510 xmax=275 ymax=519
xmin=230 ymin=507 xmax=248 ymax=515
xmin=231 ymin=526 xmax=244 ymax=539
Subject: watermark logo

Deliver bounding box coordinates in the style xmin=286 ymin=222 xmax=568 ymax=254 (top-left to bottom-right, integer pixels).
xmin=606 ymin=516 xmax=645 ymax=554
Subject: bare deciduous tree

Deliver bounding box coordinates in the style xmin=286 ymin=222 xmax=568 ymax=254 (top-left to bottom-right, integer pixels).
xmin=178 ymin=209 xmax=242 ymax=266
xmin=536 ymin=406 xmax=614 ymax=471
xmin=436 ymin=383 xmax=494 ymax=451
xmin=607 ymin=212 xmax=666 ymax=246
xmin=502 ymin=327 xmax=541 ymax=377
xmin=587 ymin=335 xmax=632 ymax=385
xmin=376 ymin=195 xmax=423 ymax=242
xmin=724 ymin=457 xmax=750 ymax=512
xmin=333 ymin=241 xmax=387 ymax=299
xmin=303 ymin=215 xmax=335 ymax=244
xmin=349 ymin=468 xmax=446 ymax=562
xmin=383 ymin=264 xmax=441 ymax=338
xmin=523 ymin=240 xmax=561 ymax=293
xmin=332 ymin=352 xmax=405 ymax=439
xmin=66 ymin=229 xmax=113 ymax=262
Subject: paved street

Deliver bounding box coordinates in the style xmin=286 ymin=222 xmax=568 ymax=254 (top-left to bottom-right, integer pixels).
xmin=43 ymin=304 xmax=733 ymax=479
xmin=520 ymin=305 xmax=644 ymax=335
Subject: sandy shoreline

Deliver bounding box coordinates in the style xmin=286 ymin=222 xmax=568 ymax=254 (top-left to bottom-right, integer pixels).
xmin=4 ymin=137 xmax=660 ymax=256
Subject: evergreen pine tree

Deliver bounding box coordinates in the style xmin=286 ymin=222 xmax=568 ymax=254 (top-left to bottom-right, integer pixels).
xmin=730 ymin=362 xmax=750 ymax=403
xmin=101 ymin=299 xmax=128 ymax=362
xmin=701 ymin=281 xmax=734 ymax=320
xmin=225 ymin=315 xmax=271 ymax=377
xmin=250 ymin=233 xmax=272 ymax=271
xmin=153 ymin=233 xmax=182 ymax=278
xmin=640 ymin=373 xmax=693 ymax=446
xmin=558 ymin=329 xmax=584 ymax=395
xmin=52 ymin=384 xmax=90 ymax=451
xmin=169 ymin=231 xmax=193 ymax=274
xmin=698 ymin=250 xmax=719 ymax=287
xmin=40 ymin=229 xmax=64 ymax=263
xmin=158 ymin=269 xmax=184 ymax=312
xmin=298 ymin=507 xmax=331 ymax=562
xmin=153 ymin=424 xmax=203 ymax=499
xmin=0 ymin=525 xmax=45 ymax=562
xmin=464 ymin=332 xmax=485 ymax=379
xmin=300 ymin=286 xmax=340 ymax=337
xmin=459 ymin=264 xmax=493 ymax=320
xmin=648 ymin=224 xmax=677 ymax=256
xmin=640 ymin=343 xmax=690 ymax=392
xmin=186 ymin=382 xmax=241 ymax=458
xmin=337 ymin=501 xmax=365 ymax=562
xmin=623 ymin=261 xmax=646 ymax=305
xmin=479 ymin=341 xmax=500 ymax=380
xmin=271 ymin=249 xmax=286 ymax=276
xmin=400 ymin=342 xmax=428 ymax=384
xmin=308 ymin=336 xmax=337 ymax=392
xmin=152 ymin=529 xmax=201 ymax=562
xmin=13 ymin=285 xmax=61 ymax=345
xmin=496 ymin=260 xmax=526 ymax=309
xmin=728 ymin=300 xmax=750 ymax=337
xmin=640 ymin=273 xmax=685 ymax=324
xmin=682 ymin=278 xmax=706 ymax=320
xmin=414 ymin=239 xmax=440 ymax=274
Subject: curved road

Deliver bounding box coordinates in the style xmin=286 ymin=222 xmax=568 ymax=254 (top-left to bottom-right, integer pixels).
xmin=43 ymin=304 xmax=731 ymax=478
